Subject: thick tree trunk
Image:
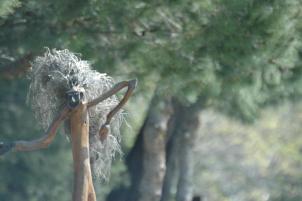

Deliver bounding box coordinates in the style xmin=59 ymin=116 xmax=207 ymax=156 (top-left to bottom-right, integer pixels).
xmin=138 ymin=95 xmax=172 ymax=201
xmin=70 ymin=103 xmax=96 ymax=201
xmin=124 ymin=122 xmax=145 ymax=201
xmin=160 ymin=139 xmax=178 ymax=201
xmin=161 ymin=98 xmax=203 ymax=201
xmin=175 ymin=101 xmax=201 ymax=201
xmin=176 ymin=122 xmax=198 ymax=201
xmin=106 ymin=92 xmax=173 ymax=201
xmin=107 ymin=95 xmax=202 ymax=201
xmin=160 ymin=111 xmax=179 ymax=201
xmin=106 ymin=122 xmax=145 ymax=201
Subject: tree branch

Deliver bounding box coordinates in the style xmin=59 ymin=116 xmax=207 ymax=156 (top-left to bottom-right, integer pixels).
xmin=0 ymin=53 xmax=34 ymax=79
xmin=87 ymin=79 xmax=137 ymax=141
xmin=0 ymin=106 xmax=71 ymax=154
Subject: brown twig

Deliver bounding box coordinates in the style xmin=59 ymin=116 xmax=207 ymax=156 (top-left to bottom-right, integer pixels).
xmin=0 ymin=106 xmax=71 ymax=154
xmin=87 ymin=79 xmax=137 ymax=141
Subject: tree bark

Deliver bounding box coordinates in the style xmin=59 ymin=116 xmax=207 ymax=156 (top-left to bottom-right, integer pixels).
xmin=138 ymin=94 xmax=172 ymax=201
xmin=175 ymin=117 xmax=199 ymax=201
xmin=124 ymin=122 xmax=145 ymax=201
xmin=106 ymin=121 xmax=145 ymax=201
xmin=161 ymin=98 xmax=203 ymax=201
xmin=176 ymin=100 xmax=201 ymax=201
xmin=106 ymin=91 xmax=173 ymax=201
xmin=107 ymin=95 xmax=203 ymax=201
xmin=70 ymin=103 xmax=96 ymax=201
xmin=160 ymin=110 xmax=179 ymax=201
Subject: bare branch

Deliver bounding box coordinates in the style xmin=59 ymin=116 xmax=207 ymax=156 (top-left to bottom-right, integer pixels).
xmin=87 ymin=79 xmax=137 ymax=108
xmin=0 ymin=106 xmax=71 ymax=154
xmin=87 ymin=79 xmax=137 ymax=141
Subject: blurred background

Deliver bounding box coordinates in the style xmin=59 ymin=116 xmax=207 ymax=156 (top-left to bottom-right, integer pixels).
xmin=1 ymin=0 xmax=302 ymax=201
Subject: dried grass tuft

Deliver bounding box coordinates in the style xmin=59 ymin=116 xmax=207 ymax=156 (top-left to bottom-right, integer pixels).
xmin=27 ymin=48 xmax=123 ymax=180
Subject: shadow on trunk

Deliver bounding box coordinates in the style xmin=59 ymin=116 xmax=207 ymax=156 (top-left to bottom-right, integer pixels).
xmin=107 ymin=95 xmax=205 ymax=201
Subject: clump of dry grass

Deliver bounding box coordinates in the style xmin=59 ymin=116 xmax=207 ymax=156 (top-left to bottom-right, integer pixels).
xmin=27 ymin=48 xmax=123 ymax=180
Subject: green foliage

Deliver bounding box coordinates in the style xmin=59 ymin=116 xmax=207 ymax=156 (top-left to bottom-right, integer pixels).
xmin=1 ymin=0 xmax=302 ymax=200
xmin=2 ymin=0 xmax=301 ymax=121
xmin=0 ymin=0 xmax=21 ymax=18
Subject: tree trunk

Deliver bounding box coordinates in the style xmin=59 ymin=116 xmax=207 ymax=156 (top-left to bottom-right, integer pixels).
xmin=175 ymin=100 xmax=201 ymax=201
xmin=175 ymin=120 xmax=198 ymax=201
xmin=124 ymin=121 xmax=145 ymax=201
xmin=161 ymin=98 xmax=203 ymax=201
xmin=106 ymin=121 xmax=145 ymax=201
xmin=70 ymin=103 xmax=96 ymax=201
xmin=160 ymin=110 xmax=179 ymax=201
xmin=138 ymin=94 xmax=172 ymax=201
xmin=107 ymin=95 xmax=203 ymax=201
xmin=106 ymin=92 xmax=173 ymax=201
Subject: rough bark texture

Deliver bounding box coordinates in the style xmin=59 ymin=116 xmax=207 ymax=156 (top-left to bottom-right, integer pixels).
xmin=70 ymin=103 xmax=96 ymax=201
xmin=138 ymin=95 xmax=172 ymax=201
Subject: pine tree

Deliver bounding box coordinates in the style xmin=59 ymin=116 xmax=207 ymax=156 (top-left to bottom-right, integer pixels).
xmin=1 ymin=0 xmax=302 ymax=201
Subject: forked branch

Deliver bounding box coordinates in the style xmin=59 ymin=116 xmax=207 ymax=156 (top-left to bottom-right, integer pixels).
xmin=87 ymin=79 xmax=137 ymax=141
xmin=0 ymin=106 xmax=71 ymax=155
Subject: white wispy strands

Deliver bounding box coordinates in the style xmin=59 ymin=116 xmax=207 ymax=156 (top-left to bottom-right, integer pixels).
xmin=27 ymin=48 xmax=123 ymax=180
